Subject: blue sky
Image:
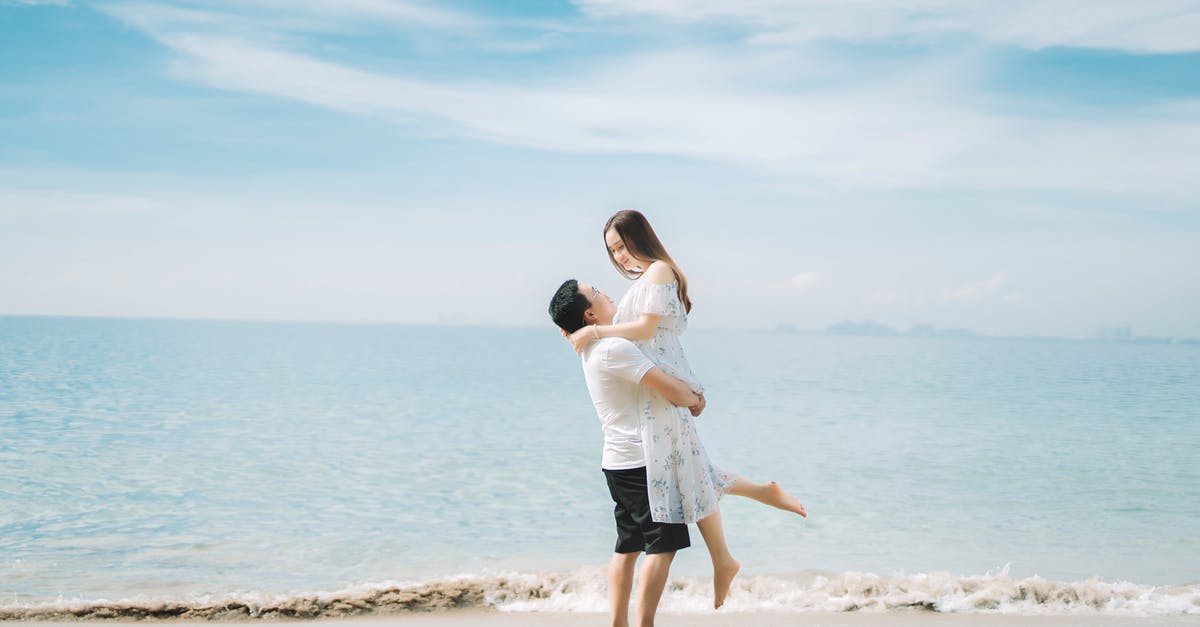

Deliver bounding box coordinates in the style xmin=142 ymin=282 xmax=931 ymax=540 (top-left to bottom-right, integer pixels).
xmin=2 ymin=0 xmax=1198 ymax=337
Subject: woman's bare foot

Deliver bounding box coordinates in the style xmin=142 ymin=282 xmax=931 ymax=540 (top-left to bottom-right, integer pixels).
xmin=765 ymin=481 xmax=807 ymax=517
xmin=713 ymin=558 xmax=740 ymax=609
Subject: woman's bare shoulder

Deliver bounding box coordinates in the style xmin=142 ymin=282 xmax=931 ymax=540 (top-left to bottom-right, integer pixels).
xmin=643 ymin=260 xmax=678 ymax=285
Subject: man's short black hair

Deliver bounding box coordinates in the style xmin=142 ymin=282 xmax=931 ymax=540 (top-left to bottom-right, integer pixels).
xmin=549 ymin=279 xmax=591 ymax=333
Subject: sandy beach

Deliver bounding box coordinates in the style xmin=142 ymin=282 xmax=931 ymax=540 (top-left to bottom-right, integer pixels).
xmin=11 ymin=612 xmax=1200 ymax=627
xmin=338 ymin=611 xmax=1200 ymax=626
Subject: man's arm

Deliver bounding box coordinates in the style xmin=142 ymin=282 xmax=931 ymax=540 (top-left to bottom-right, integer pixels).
xmin=641 ymin=367 xmax=700 ymax=408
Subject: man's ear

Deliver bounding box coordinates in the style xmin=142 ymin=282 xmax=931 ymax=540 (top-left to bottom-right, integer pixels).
xmin=584 ymin=309 xmax=596 ymax=321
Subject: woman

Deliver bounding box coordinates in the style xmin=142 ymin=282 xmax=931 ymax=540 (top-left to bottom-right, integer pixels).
xmin=569 ymin=210 xmax=807 ymax=609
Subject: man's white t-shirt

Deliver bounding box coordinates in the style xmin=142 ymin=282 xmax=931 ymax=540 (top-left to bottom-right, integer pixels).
xmin=580 ymin=337 xmax=656 ymax=470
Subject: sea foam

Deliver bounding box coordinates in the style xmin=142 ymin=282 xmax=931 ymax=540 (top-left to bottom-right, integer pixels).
xmin=3 ymin=568 xmax=1197 ymax=620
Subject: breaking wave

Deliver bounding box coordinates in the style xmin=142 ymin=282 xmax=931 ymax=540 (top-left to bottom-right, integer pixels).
xmin=3 ymin=567 xmax=1197 ymax=620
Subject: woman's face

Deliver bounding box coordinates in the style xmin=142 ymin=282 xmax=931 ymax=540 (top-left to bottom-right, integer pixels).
xmin=605 ymin=228 xmax=642 ymax=273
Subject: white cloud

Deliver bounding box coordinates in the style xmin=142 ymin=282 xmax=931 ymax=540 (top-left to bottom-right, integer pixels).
xmin=1 ymin=0 xmax=71 ymax=6
xmin=144 ymin=35 xmax=977 ymax=183
xmin=105 ymin=0 xmax=478 ymax=35
xmin=98 ymin=4 xmax=1200 ymax=201
xmin=573 ymin=0 xmax=1200 ymax=53
xmin=791 ymin=271 xmax=822 ymax=289
xmin=940 ymin=272 xmax=1008 ymax=302
xmin=254 ymin=0 xmax=478 ymax=30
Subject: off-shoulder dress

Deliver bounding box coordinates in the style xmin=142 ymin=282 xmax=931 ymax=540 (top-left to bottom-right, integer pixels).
xmin=614 ymin=276 xmax=734 ymax=524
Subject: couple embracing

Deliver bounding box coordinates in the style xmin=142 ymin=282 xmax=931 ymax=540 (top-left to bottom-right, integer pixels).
xmin=548 ymin=210 xmax=807 ymax=627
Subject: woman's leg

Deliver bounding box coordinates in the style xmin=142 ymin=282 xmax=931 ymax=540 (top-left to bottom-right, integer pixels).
xmin=695 ymin=508 xmax=740 ymax=609
xmin=726 ymin=477 xmax=807 ymax=516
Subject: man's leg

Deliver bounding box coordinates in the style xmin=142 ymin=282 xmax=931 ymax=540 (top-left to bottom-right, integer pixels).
xmin=634 ymin=550 xmax=675 ymax=627
xmin=607 ymin=467 xmax=688 ymax=627
xmin=609 ymin=552 xmax=639 ymax=627
xmin=606 ymin=469 xmax=652 ymax=627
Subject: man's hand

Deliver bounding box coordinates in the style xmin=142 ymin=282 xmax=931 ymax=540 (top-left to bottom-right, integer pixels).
xmin=689 ymin=392 xmax=706 ymax=417
xmin=641 ymin=368 xmax=700 ymax=408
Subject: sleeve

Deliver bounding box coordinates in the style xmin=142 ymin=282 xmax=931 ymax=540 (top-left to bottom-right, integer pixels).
xmin=604 ymin=340 xmax=657 ymax=384
xmin=623 ymin=281 xmax=678 ymax=317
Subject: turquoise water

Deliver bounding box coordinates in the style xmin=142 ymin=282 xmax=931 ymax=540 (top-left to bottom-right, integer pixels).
xmin=1 ymin=315 xmax=1198 ymax=611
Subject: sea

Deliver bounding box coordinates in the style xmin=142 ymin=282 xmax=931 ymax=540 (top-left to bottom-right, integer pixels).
xmin=1 ymin=315 xmax=1198 ymax=619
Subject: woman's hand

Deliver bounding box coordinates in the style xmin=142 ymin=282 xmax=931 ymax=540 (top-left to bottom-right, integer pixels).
xmin=569 ymin=326 xmax=597 ymax=354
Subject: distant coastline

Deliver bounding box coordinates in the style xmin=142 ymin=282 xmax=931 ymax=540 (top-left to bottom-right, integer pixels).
xmin=772 ymin=319 xmax=1200 ymax=345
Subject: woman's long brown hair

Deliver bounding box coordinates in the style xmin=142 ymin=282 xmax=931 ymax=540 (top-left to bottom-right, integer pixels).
xmin=604 ymin=210 xmax=692 ymax=314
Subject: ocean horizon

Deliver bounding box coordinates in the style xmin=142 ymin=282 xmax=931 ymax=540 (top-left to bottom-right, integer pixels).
xmin=1 ymin=313 xmax=1194 ymax=344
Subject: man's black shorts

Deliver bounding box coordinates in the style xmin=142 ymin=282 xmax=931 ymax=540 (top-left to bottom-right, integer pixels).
xmin=603 ymin=466 xmax=691 ymax=555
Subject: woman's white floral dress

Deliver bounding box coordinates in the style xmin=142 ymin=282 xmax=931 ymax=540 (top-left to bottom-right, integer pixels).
xmin=614 ymin=276 xmax=734 ymax=524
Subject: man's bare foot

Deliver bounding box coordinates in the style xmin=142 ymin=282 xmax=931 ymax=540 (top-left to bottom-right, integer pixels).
xmin=766 ymin=481 xmax=807 ymax=517
xmin=713 ymin=558 xmax=740 ymax=609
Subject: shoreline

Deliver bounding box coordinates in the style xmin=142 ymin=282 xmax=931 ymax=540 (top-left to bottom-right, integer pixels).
xmin=4 ymin=569 xmax=1197 ymax=622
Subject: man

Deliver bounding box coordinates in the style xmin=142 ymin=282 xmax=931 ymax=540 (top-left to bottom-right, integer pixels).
xmin=549 ymin=279 xmax=704 ymax=627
